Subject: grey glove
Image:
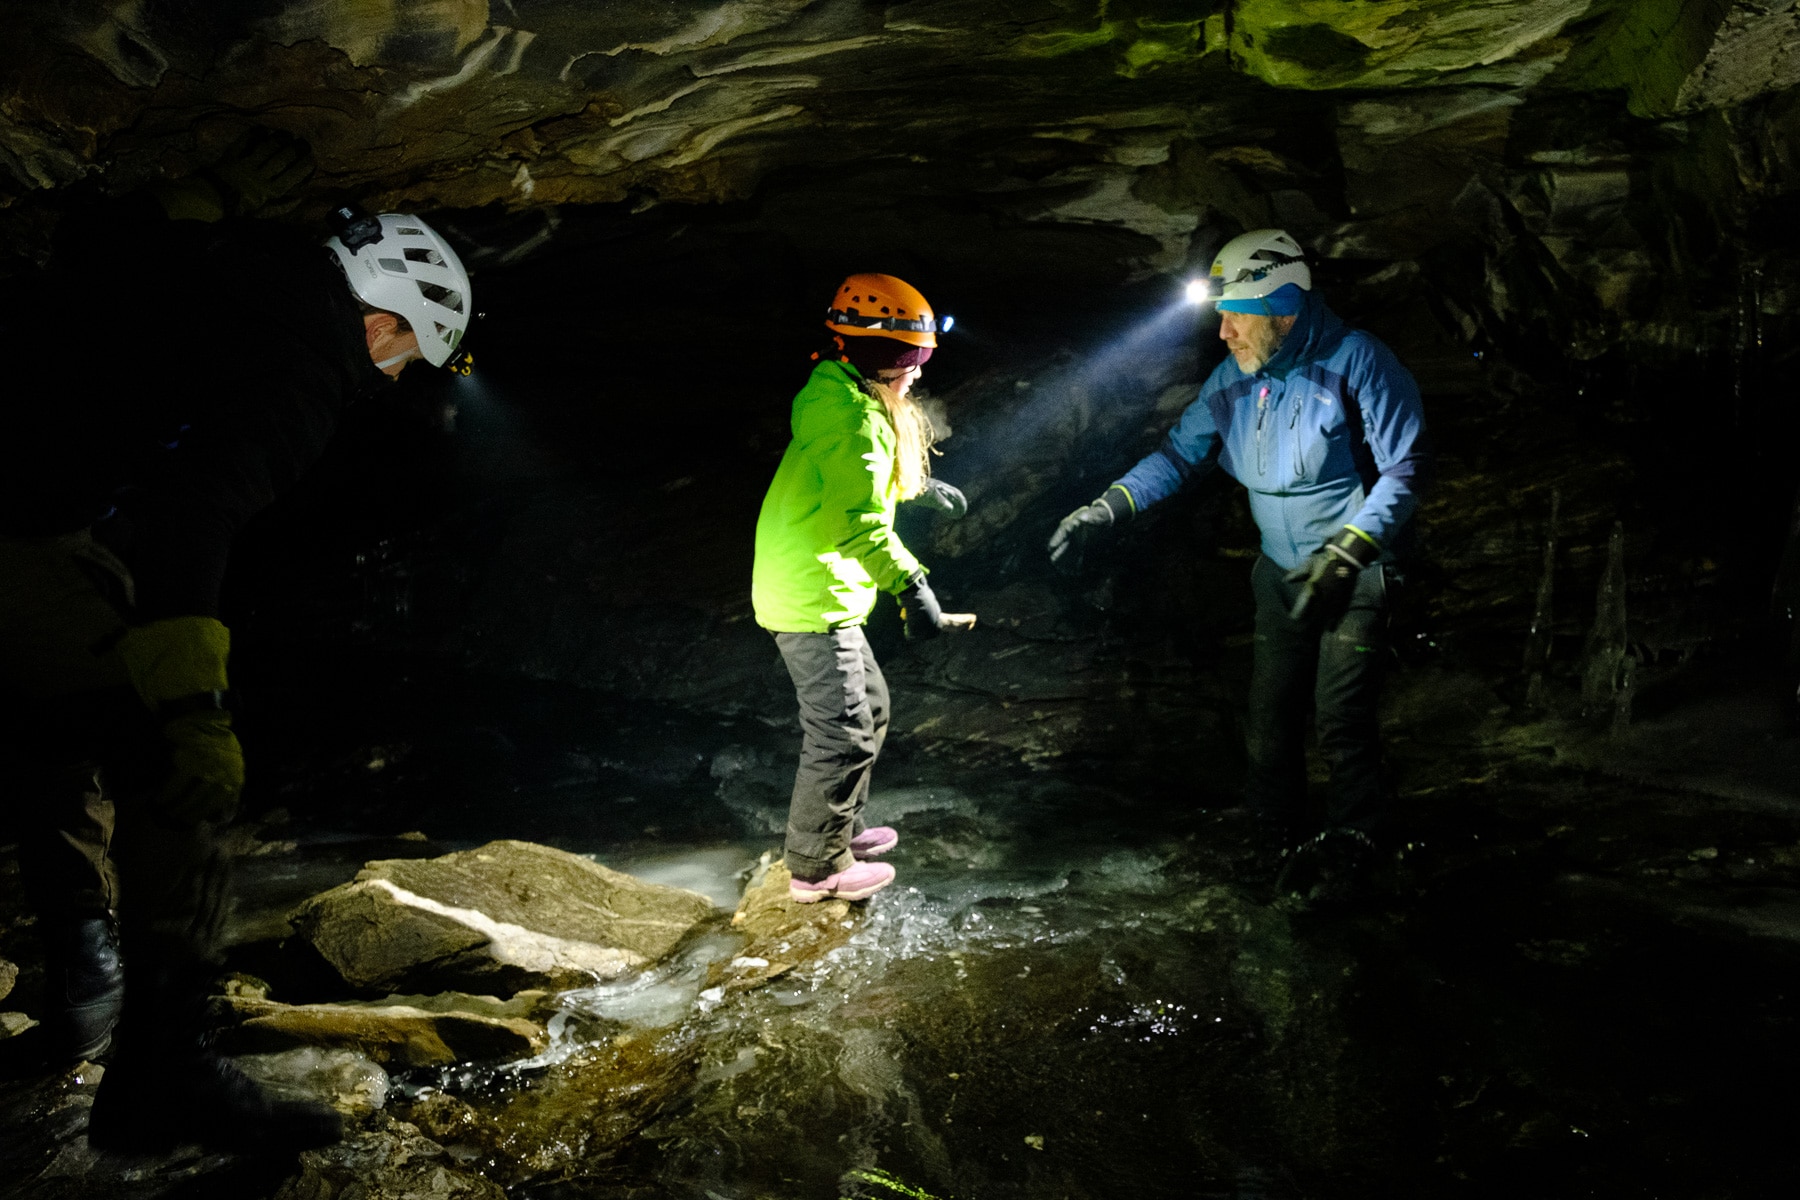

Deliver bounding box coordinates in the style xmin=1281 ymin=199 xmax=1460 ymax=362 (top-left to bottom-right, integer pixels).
xmin=1048 ymin=485 xmax=1132 ymax=575
xmin=910 ymin=477 xmax=968 ymax=520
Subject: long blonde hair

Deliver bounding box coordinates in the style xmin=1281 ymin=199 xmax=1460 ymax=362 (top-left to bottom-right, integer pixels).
xmin=862 ymin=378 xmax=936 ymax=500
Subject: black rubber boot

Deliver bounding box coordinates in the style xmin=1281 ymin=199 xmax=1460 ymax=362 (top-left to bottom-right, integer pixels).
xmin=85 ymin=959 xmax=342 ymax=1156
xmin=87 ymin=1048 xmax=344 ymax=1155
xmin=43 ymin=915 xmax=125 ymax=1062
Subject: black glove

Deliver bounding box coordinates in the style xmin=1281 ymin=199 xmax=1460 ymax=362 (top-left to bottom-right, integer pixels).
xmin=1047 ymin=485 xmax=1131 ymax=576
xmin=1285 ymin=528 xmax=1380 ymax=621
xmin=910 ymin=477 xmax=968 ymax=520
xmin=898 ymin=572 xmax=946 ymax=640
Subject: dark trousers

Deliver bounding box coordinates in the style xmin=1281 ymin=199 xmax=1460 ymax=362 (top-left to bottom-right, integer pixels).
xmin=0 ymin=533 xmax=231 ymax=967
xmin=774 ymin=626 xmax=889 ymax=881
xmin=1245 ymin=554 xmax=1393 ymax=840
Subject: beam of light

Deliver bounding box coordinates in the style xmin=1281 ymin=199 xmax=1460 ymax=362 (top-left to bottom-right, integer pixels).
xmin=443 ymin=365 xmax=557 ymax=481
xmin=943 ymin=293 xmax=1208 ymax=487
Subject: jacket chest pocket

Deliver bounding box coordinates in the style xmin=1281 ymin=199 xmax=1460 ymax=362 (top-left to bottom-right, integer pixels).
xmin=1293 ymin=393 xmax=1351 ymax=484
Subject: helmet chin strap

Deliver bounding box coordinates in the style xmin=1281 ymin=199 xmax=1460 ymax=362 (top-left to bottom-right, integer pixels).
xmin=375 ymin=349 xmax=418 ymax=371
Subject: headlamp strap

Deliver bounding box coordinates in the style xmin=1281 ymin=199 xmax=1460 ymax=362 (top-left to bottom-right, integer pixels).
xmin=826 ymin=307 xmax=941 ymax=335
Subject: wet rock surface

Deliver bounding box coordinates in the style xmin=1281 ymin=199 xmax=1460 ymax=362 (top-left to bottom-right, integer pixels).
xmin=274 ymin=1116 xmax=506 ymax=1200
xmin=289 ymin=839 xmax=717 ymax=995
xmin=233 ymin=1047 xmax=392 ymax=1119
xmin=1 ymin=649 xmax=1797 ymax=1195
xmin=0 ymin=955 xmax=22 ymax=1041
xmin=214 ymin=994 xmax=549 ymax=1069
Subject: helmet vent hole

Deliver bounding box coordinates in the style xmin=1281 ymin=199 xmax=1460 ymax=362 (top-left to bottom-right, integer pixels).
xmin=404 ymin=247 xmax=443 ymax=264
xmin=418 ymin=281 xmax=464 ymax=314
xmin=378 ymin=258 xmax=407 ymax=273
xmin=396 ymin=226 xmax=424 ymax=236
xmin=881 ymin=306 xmax=891 ymax=314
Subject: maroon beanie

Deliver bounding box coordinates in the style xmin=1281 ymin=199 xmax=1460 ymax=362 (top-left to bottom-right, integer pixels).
xmin=836 ymin=335 xmax=933 ymax=375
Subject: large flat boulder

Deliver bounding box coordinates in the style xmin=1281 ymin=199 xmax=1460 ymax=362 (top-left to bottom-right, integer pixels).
xmin=289 ymin=840 xmax=717 ymax=996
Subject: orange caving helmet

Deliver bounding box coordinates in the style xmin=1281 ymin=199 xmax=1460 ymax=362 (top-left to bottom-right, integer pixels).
xmin=825 ymin=273 xmax=943 ymax=348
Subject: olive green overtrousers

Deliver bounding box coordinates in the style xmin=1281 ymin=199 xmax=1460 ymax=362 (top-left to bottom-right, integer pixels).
xmin=0 ymin=532 xmax=230 ymax=962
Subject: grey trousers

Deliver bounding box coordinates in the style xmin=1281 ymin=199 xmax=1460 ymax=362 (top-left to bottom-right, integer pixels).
xmin=775 ymin=626 xmax=889 ymax=881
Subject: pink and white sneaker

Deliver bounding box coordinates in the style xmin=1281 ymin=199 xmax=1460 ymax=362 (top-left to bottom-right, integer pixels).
xmin=789 ymin=861 xmax=896 ymax=903
xmin=849 ymin=826 xmax=899 ymax=859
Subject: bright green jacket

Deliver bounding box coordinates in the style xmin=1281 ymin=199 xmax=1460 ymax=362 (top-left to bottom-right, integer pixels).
xmin=753 ymin=361 xmax=922 ymax=632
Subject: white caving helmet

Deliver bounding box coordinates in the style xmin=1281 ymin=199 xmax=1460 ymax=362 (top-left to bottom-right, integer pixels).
xmin=325 ymin=211 xmax=471 ymax=367
xmin=1210 ymin=228 xmax=1312 ymax=311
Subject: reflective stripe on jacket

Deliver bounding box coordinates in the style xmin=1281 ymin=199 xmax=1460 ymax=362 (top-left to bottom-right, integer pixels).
xmin=752 ymin=360 xmax=922 ymax=633
xmin=1112 ymin=292 xmax=1428 ymax=571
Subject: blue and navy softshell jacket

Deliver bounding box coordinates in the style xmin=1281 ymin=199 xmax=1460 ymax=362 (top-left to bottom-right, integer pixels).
xmin=1112 ymin=292 xmax=1429 ymax=571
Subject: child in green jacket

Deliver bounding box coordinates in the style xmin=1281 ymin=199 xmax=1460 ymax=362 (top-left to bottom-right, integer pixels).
xmin=752 ymin=273 xmax=971 ymax=902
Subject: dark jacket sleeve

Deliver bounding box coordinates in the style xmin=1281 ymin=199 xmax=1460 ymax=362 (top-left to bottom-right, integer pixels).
xmin=127 ymin=246 xmax=381 ymax=620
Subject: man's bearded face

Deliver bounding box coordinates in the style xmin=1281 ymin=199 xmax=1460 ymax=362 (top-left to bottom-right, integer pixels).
xmin=1219 ymin=311 xmax=1297 ymax=373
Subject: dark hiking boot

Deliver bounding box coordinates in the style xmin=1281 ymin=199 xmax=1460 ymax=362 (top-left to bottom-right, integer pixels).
xmin=1275 ymin=827 xmax=1383 ymax=909
xmin=44 ymin=916 xmax=125 ymax=1061
xmin=87 ymin=1048 xmax=342 ymax=1155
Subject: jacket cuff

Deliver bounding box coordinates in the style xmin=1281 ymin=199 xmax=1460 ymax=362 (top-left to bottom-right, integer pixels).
xmin=1099 ymin=485 xmax=1135 ymax=522
xmin=1328 ymin=526 xmax=1380 ymax=569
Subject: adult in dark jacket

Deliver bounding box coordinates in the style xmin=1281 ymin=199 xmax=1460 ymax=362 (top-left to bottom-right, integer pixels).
xmin=1049 ymin=230 xmax=1429 ymax=895
xmin=0 ymin=196 xmax=471 ymax=1151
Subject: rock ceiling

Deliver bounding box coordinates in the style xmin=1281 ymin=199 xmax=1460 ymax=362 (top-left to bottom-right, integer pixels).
xmin=3 ymin=1 xmax=1798 ymax=363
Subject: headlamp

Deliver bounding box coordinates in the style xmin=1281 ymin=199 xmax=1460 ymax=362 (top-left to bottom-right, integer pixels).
xmin=1184 ymin=279 xmax=1211 ymax=306
xmin=328 ymin=205 xmax=383 ymax=252
xmin=825 ymin=307 xmax=953 ymax=336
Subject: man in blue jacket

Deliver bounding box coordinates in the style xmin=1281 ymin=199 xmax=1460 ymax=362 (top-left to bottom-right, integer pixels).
xmin=1049 ymin=229 xmax=1430 ymax=892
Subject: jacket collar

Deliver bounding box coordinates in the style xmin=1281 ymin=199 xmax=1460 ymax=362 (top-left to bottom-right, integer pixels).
xmin=1253 ymin=290 xmax=1343 ymax=381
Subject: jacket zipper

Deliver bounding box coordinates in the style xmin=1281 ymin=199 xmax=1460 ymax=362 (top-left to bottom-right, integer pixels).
xmin=1290 ymin=392 xmax=1305 ymax=480
xmin=1255 ymin=385 xmax=1271 ymax=476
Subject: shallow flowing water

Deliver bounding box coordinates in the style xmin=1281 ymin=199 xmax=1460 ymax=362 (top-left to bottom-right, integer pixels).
xmin=227 ymin=665 xmax=1800 ymax=1199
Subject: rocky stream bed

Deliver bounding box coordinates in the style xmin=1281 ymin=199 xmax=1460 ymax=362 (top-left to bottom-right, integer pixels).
xmin=3 ymin=634 xmax=1797 ymax=1199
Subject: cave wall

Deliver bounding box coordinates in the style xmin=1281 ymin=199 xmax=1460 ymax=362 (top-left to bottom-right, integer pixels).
xmin=6 ymin=1 xmax=1800 ymax=717
xmin=4 ymin=2 xmax=1798 ymax=377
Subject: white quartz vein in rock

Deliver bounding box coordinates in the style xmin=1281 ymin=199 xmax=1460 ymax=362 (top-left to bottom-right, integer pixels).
xmin=365 ymin=879 xmax=646 ymax=981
